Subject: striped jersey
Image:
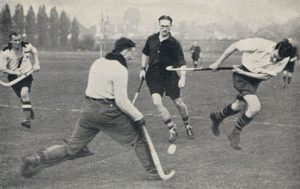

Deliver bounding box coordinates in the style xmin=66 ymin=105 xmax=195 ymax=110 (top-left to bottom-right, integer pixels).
xmin=0 ymin=43 xmax=34 ymax=74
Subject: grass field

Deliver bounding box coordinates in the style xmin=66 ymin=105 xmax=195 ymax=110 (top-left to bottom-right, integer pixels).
xmin=0 ymin=50 xmax=299 ymax=189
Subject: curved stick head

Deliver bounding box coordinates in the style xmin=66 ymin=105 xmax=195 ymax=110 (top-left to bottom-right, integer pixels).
xmin=159 ymin=170 xmax=176 ymax=180
xmin=166 ymin=66 xmax=174 ymax=71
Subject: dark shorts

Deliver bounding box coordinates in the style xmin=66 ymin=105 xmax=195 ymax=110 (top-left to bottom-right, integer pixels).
xmin=283 ymin=62 xmax=295 ymax=73
xmin=7 ymin=74 xmax=33 ymax=97
xmin=145 ymin=66 xmax=180 ymax=99
xmin=192 ymin=54 xmax=200 ymax=61
xmin=232 ymin=72 xmax=262 ymax=101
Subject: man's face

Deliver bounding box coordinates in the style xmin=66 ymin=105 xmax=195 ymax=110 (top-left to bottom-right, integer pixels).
xmin=11 ymin=34 xmax=22 ymax=50
xmin=159 ymin=19 xmax=172 ymax=37
xmin=270 ymin=49 xmax=282 ymax=63
xmin=124 ymin=47 xmax=136 ymax=61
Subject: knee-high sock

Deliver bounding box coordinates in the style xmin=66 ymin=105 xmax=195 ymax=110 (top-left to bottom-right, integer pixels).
xmin=235 ymin=113 xmax=253 ymax=131
xmin=22 ymin=101 xmax=32 ymax=120
xmin=215 ymin=104 xmax=240 ymax=121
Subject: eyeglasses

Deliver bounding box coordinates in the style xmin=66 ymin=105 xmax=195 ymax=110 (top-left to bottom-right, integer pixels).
xmin=160 ymin=25 xmax=171 ymax=29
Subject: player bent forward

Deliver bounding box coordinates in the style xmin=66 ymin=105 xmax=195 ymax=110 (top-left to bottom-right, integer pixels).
xmin=21 ymin=38 xmax=160 ymax=180
xmin=0 ymin=32 xmax=40 ymax=128
xmin=209 ymin=38 xmax=295 ymax=150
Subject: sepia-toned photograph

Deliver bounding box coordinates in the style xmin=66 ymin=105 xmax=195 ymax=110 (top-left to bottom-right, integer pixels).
xmin=0 ymin=0 xmax=299 ymax=188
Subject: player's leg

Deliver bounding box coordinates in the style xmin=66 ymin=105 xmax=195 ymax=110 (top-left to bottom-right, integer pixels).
xmin=228 ymin=94 xmax=260 ymax=150
xmin=282 ymin=70 xmax=288 ymax=88
xmin=21 ymin=114 xmax=98 ymax=178
xmin=192 ymin=54 xmax=198 ymax=68
xmin=151 ymin=93 xmax=177 ymax=143
xmin=210 ymin=99 xmax=245 ymax=136
xmin=287 ymin=72 xmax=292 ymax=86
xmin=19 ymin=86 xmax=33 ymax=128
xmin=172 ymin=97 xmax=195 ymax=139
xmin=193 ymin=60 xmax=198 ymax=68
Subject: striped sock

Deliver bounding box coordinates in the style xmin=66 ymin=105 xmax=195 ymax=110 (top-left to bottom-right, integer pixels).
xmin=235 ymin=114 xmax=252 ymax=131
xmin=22 ymin=101 xmax=32 ymax=120
xmin=216 ymin=104 xmax=240 ymax=120
xmin=164 ymin=119 xmax=176 ymax=129
xmin=182 ymin=116 xmax=189 ymax=126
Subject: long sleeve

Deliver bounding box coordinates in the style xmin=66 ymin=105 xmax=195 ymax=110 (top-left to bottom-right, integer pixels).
xmin=113 ymin=67 xmax=143 ymax=121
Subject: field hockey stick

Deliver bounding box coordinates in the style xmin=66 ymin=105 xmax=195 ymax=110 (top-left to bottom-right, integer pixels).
xmin=132 ymin=78 xmax=176 ymax=180
xmin=0 ymin=70 xmax=34 ymax=87
xmin=166 ymin=66 xmax=233 ymax=71
xmin=132 ymin=78 xmax=145 ymax=104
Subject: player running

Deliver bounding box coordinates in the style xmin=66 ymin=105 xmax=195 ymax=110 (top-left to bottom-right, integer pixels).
xmin=21 ymin=38 xmax=160 ymax=180
xmin=0 ymin=32 xmax=40 ymax=128
xmin=209 ymin=38 xmax=295 ymax=150
xmin=139 ymin=15 xmax=194 ymax=143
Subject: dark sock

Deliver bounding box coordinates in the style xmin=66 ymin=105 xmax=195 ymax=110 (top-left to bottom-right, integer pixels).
xmin=182 ymin=116 xmax=189 ymax=126
xmin=287 ymin=76 xmax=292 ymax=84
xmin=235 ymin=114 xmax=253 ymax=131
xmin=22 ymin=101 xmax=32 ymax=120
xmin=164 ymin=119 xmax=175 ymax=129
xmin=216 ymin=104 xmax=240 ymax=120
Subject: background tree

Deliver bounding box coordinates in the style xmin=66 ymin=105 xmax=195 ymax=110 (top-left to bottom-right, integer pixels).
xmin=36 ymin=5 xmax=48 ymax=47
xmin=13 ymin=4 xmax=25 ymax=34
xmin=70 ymin=17 xmax=80 ymax=50
xmin=78 ymin=34 xmax=95 ymax=51
xmin=59 ymin=10 xmax=71 ymax=47
xmin=25 ymin=6 xmax=36 ymax=43
xmin=0 ymin=4 xmax=13 ymax=44
xmin=124 ymin=8 xmax=141 ymax=33
xmin=49 ymin=7 xmax=59 ymax=48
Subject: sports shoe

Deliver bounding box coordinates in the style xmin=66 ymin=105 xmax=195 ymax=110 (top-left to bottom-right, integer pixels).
xmin=146 ymin=169 xmax=161 ymax=181
xmin=168 ymin=126 xmax=178 ymax=143
xmin=228 ymin=129 xmax=242 ymax=150
xmin=21 ymin=120 xmax=31 ymax=129
xmin=21 ymin=156 xmax=46 ymax=178
xmin=185 ymin=125 xmax=195 ymax=139
xmin=210 ymin=112 xmax=222 ymax=136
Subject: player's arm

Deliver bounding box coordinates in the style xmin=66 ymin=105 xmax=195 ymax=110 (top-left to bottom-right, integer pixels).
xmin=141 ymin=53 xmax=149 ymax=70
xmin=140 ymin=38 xmax=150 ymax=79
xmin=210 ymin=43 xmax=238 ymax=70
xmin=176 ymin=43 xmax=187 ymax=88
xmin=30 ymin=45 xmax=40 ymax=72
xmin=233 ymin=65 xmax=271 ymax=80
xmin=114 ymin=68 xmax=143 ymax=121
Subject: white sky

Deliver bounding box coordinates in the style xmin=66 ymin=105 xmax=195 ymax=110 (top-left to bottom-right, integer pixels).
xmin=1 ymin=0 xmax=300 ymax=31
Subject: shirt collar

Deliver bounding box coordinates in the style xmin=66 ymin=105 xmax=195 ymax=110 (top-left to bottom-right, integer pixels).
xmin=155 ymin=32 xmax=175 ymax=42
xmin=105 ymin=51 xmax=127 ymax=68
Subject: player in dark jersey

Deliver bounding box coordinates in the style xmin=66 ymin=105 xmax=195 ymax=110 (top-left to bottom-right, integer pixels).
xmin=189 ymin=40 xmax=203 ymax=68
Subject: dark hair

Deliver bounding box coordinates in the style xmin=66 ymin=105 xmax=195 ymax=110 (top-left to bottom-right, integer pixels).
xmin=9 ymin=31 xmax=21 ymax=39
xmin=275 ymin=39 xmax=294 ymax=58
xmin=158 ymin=15 xmax=173 ymax=24
xmin=114 ymin=37 xmax=135 ymax=52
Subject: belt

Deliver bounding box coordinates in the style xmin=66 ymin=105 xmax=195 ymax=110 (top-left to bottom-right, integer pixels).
xmin=85 ymin=96 xmax=115 ymax=103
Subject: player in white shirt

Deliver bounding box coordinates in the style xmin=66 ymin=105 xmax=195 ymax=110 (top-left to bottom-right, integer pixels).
xmin=21 ymin=38 xmax=160 ymax=180
xmin=0 ymin=32 xmax=40 ymax=128
xmin=209 ymin=38 xmax=295 ymax=150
